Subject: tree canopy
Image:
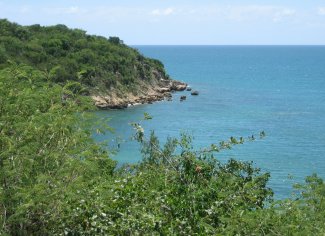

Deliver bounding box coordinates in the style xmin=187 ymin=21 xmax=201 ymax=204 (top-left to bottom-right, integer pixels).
xmin=0 ymin=19 xmax=168 ymax=95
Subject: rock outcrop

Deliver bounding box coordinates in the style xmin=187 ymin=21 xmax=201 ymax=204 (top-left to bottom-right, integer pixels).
xmin=171 ymin=81 xmax=187 ymax=91
xmin=92 ymin=79 xmax=187 ymax=109
xmin=180 ymin=95 xmax=187 ymax=101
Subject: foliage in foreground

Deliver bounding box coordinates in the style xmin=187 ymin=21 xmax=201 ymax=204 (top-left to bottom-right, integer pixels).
xmin=1 ymin=65 xmax=325 ymax=235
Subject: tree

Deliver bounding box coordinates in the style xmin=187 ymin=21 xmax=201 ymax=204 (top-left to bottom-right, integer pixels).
xmin=0 ymin=64 xmax=115 ymax=234
xmin=109 ymin=36 xmax=123 ymax=45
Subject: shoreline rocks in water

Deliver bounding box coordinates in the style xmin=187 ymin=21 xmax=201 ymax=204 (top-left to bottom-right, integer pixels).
xmin=191 ymin=91 xmax=199 ymax=96
xmin=92 ymin=80 xmax=187 ymax=109
xmin=171 ymin=81 xmax=187 ymax=91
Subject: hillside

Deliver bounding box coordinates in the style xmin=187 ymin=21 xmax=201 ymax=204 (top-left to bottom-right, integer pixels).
xmin=0 ymin=19 xmax=186 ymax=108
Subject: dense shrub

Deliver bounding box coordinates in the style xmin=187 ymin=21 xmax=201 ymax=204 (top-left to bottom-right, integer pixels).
xmin=0 ymin=19 xmax=168 ymax=93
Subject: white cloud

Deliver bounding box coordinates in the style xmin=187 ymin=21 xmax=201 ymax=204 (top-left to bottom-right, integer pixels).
xmin=151 ymin=7 xmax=175 ymax=16
xmin=318 ymin=7 xmax=325 ymax=15
xmin=43 ymin=6 xmax=86 ymax=15
xmin=272 ymin=8 xmax=296 ymax=22
xmin=147 ymin=5 xmax=296 ymax=23
xmin=65 ymin=6 xmax=81 ymax=14
xmin=226 ymin=5 xmax=296 ymax=22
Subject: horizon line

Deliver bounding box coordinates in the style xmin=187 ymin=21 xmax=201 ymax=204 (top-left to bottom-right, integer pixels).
xmin=131 ymin=44 xmax=325 ymax=46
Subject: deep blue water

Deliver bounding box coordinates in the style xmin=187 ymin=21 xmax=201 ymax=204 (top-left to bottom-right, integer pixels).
xmin=95 ymin=46 xmax=325 ymax=199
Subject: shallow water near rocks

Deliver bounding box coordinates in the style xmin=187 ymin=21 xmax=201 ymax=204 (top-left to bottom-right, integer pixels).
xmin=94 ymin=46 xmax=325 ymax=199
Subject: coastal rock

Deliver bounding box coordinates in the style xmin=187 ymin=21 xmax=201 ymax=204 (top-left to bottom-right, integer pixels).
xmin=165 ymin=92 xmax=172 ymax=98
xmin=191 ymin=91 xmax=199 ymax=96
xmin=186 ymin=87 xmax=192 ymax=91
xmin=92 ymin=79 xmax=188 ymax=109
xmin=180 ymin=95 xmax=187 ymax=101
xmin=157 ymin=87 xmax=171 ymax=93
xmin=109 ymin=104 xmax=128 ymax=109
xmin=171 ymin=81 xmax=187 ymax=91
xmin=159 ymin=79 xmax=171 ymax=87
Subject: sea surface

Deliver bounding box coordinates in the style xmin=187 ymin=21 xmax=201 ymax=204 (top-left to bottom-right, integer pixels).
xmin=94 ymin=46 xmax=325 ymax=199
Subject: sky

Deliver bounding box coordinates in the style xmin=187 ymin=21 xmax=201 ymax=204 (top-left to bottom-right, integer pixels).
xmin=1 ymin=0 xmax=325 ymax=45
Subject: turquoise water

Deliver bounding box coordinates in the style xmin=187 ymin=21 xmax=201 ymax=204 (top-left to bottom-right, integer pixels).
xmin=95 ymin=46 xmax=325 ymax=199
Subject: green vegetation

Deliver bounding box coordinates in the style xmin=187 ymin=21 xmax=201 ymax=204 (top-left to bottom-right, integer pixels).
xmin=0 ymin=19 xmax=168 ymax=96
xmin=1 ymin=19 xmax=325 ymax=235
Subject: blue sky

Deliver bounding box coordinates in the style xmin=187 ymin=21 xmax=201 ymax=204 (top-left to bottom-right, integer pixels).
xmin=1 ymin=0 xmax=325 ymax=45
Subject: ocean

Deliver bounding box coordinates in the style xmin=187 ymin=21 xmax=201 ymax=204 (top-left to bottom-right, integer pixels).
xmin=94 ymin=46 xmax=325 ymax=199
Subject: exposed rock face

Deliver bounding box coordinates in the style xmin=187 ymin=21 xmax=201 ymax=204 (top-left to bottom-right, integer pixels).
xmin=157 ymin=87 xmax=171 ymax=93
xmin=171 ymin=81 xmax=187 ymax=91
xmin=92 ymin=79 xmax=187 ymax=109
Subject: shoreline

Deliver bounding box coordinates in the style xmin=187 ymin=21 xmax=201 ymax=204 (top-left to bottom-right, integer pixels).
xmin=92 ymin=80 xmax=188 ymax=109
